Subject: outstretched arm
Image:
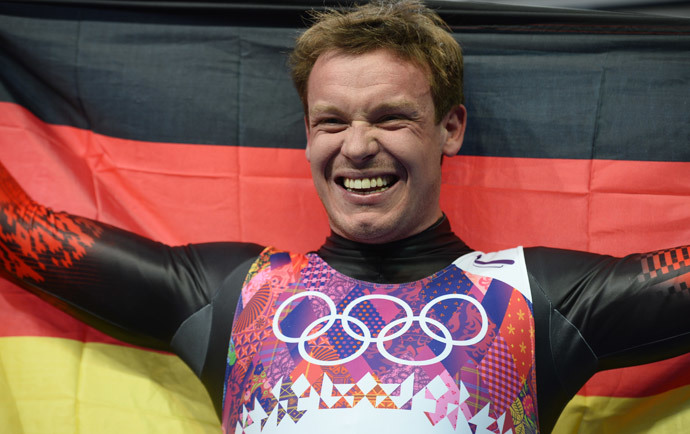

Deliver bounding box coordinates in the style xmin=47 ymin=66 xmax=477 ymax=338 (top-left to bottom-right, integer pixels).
xmin=0 ymin=161 xmax=262 ymax=352
xmin=526 ymin=246 xmax=690 ymax=433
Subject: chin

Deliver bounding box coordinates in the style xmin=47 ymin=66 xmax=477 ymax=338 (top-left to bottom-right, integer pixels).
xmin=333 ymin=218 xmax=408 ymax=244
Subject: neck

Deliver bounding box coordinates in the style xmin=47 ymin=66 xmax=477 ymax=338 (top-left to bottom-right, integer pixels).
xmin=315 ymin=216 xmax=472 ymax=283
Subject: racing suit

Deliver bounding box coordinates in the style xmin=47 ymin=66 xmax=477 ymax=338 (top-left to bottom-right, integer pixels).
xmin=2 ymin=163 xmax=689 ymax=433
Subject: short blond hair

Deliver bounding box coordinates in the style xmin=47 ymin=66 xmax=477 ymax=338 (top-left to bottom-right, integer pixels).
xmin=289 ymin=0 xmax=464 ymax=123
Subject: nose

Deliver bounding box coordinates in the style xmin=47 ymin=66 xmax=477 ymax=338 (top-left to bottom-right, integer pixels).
xmin=340 ymin=122 xmax=379 ymax=163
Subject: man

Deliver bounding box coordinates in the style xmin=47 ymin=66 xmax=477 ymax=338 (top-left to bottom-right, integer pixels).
xmin=1 ymin=1 xmax=689 ymax=433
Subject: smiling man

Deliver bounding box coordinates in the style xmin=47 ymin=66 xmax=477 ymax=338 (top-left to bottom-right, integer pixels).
xmin=304 ymin=48 xmax=466 ymax=244
xmin=294 ymin=3 xmax=468 ymax=246
xmin=1 ymin=1 xmax=690 ymax=434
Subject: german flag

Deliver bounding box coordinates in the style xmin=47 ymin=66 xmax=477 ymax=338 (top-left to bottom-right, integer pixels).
xmin=1 ymin=1 xmax=689 ymax=433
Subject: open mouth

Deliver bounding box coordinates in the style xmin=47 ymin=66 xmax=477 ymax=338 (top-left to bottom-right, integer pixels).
xmin=338 ymin=175 xmax=398 ymax=195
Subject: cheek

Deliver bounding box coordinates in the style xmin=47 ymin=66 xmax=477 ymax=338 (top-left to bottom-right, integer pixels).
xmin=405 ymin=150 xmax=444 ymax=189
xmin=391 ymin=144 xmax=442 ymax=175
xmin=306 ymin=138 xmax=330 ymax=168
xmin=308 ymin=137 xmax=341 ymax=179
xmin=383 ymin=128 xmax=441 ymax=160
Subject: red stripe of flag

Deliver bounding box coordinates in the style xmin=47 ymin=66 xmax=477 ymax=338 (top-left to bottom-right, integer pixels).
xmin=2 ymin=100 xmax=690 ymax=401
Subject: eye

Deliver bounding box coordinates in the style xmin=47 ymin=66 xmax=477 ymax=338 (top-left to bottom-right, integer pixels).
xmin=311 ymin=116 xmax=347 ymax=132
xmin=320 ymin=117 xmax=345 ymax=125
xmin=375 ymin=113 xmax=410 ymax=128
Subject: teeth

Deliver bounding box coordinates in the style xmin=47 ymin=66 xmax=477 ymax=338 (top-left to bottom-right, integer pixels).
xmin=342 ymin=176 xmax=392 ymax=194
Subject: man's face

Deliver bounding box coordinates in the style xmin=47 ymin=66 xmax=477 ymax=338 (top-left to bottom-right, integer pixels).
xmin=305 ymin=49 xmax=466 ymax=244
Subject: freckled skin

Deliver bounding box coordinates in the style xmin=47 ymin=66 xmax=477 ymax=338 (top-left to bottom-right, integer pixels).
xmin=305 ymin=49 xmax=467 ymax=244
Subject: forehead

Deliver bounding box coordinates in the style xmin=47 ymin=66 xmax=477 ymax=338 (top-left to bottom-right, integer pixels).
xmin=306 ymin=49 xmax=432 ymax=110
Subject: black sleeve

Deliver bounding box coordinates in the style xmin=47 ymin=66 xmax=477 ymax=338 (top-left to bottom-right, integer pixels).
xmin=0 ymin=162 xmax=263 ymax=353
xmin=525 ymin=246 xmax=690 ymax=433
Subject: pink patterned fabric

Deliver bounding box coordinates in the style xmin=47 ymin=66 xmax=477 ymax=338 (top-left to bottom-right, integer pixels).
xmin=222 ymin=247 xmax=538 ymax=433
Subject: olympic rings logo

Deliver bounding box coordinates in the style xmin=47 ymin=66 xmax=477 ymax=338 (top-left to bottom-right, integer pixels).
xmin=272 ymin=292 xmax=488 ymax=366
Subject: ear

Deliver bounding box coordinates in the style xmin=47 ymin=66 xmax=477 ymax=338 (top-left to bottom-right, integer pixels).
xmin=304 ymin=115 xmax=312 ymax=162
xmin=440 ymin=104 xmax=467 ymax=157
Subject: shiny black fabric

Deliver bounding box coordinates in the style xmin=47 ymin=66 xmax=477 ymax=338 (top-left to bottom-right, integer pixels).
xmin=315 ymin=216 xmax=472 ymax=283
xmin=3 ymin=203 xmax=690 ymax=433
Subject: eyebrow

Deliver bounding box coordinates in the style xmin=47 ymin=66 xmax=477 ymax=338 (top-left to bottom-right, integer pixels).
xmin=309 ymin=100 xmax=421 ymax=119
xmin=308 ymin=104 xmax=343 ymax=118
xmin=370 ymin=101 xmax=421 ymax=118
